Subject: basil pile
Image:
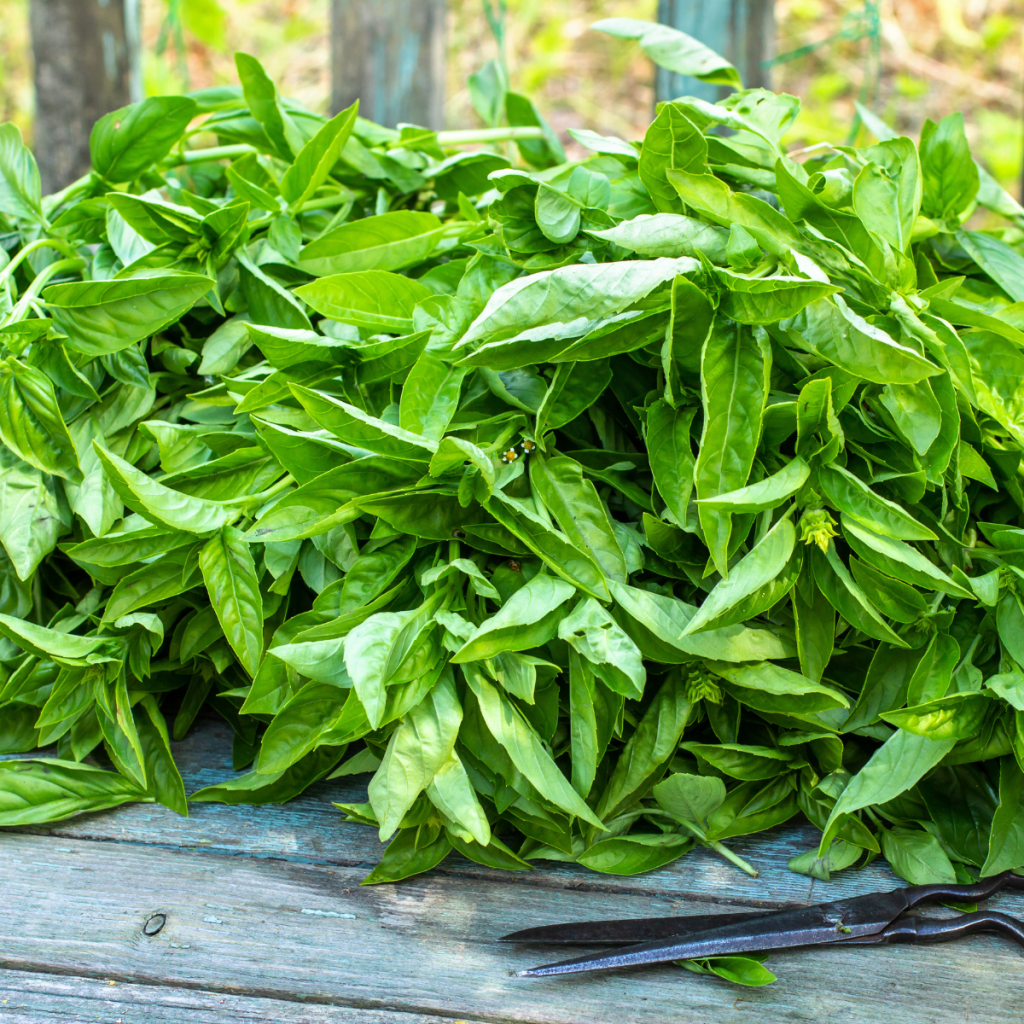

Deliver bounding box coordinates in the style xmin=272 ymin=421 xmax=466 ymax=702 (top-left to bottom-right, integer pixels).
xmin=2 ymin=23 xmax=1024 ymax=893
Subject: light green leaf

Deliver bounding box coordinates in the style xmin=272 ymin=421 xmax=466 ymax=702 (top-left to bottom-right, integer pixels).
xmin=93 ymin=443 xmax=232 ymax=536
xmin=199 ymin=525 xmax=264 ymax=677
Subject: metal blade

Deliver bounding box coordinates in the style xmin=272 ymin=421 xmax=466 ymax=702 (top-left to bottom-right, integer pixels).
xmin=503 ymin=910 xmax=761 ymax=946
xmin=516 ymin=889 xmax=910 ymax=977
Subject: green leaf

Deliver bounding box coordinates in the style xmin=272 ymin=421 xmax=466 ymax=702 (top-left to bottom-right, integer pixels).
xmin=710 ymin=660 xmax=849 ymax=714
xmin=463 ymin=664 xmax=605 ymax=829
xmin=360 ymin=826 xmax=452 ymax=885
xmin=369 ymin=668 xmax=462 ymax=840
xmin=919 ymin=114 xmax=979 ymax=221
xmin=295 ymin=271 xmax=432 ymax=333
xmin=0 ymin=358 xmax=79 ymax=481
xmin=399 ymin=353 xmax=467 ymax=441
xmin=698 ymin=457 xmax=809 ymax=515
xmin=529 ymin=455 xmax=627 ymax=583
xmin=819 ymin=731 xmax=956 ymax=855
xmin=596 ymin=671 xmax=693 ymax=819
xmin=882 ymin=692 xmax=990 ymax=741
xmin=695 ymin=320 xmax=769 ymax=576
xmin=90 ymin=96 xmax=199 ymax=181
xmin=784 ymin=297 xmax=940 ymax=386
xmin=610 ymin=581 xmax=796 ymax=664
xmin=452 ymin=574 xmax=575 ymax=663
xmin=680 ymin=955 xmax=776 ymax=987
xmin=137 ymin=698 xmax=188 ymax=816
xmin=505 ymin=92 xmax=566 ymax=168
xmin=851 ymin=138 xmax=921 ymax=252
xmin=957 ymin=230 xmax=1024 ymax=303
xmin=638 ymin=103 xmax=707 ymax=213
xmin=199 ymin=526 xmax=264 ymax=677
xmin=344 ymin=601 xmax=440 ymax=729
xmin=593 ymin=19 xmax=742 ymax=89
xmin=588 ymin=213 xmax=728 ymax=261
xmin=653 ymin=772 xmax=726 ymax=831
xmin=457 ymin=258 xmax=694 ymax=350
xmin=45 ymin=273 xmax=213 ymax=359
xmin=577 ymin=833 xmax=692 ymax=875
xmin=683 ymin=517 xmax=795 ymax=635
xmin=981 ymin=757 xmax=1024 ymax=877
xmin=559 ymin=598 xmax=645 ymax=700
xmin=281 ymin=101 xmax=358 ymax=210
xmin=0 ymin=123 xmax=43 ymax=223
xmin=880 ymin=828 xmax=957 ymax=885
xmin=841 ymin=516 xmax=972 ymax=599
xmin=534 ymin=184 xmax=581 ymax=244
xmin=0 ymin=619 xmax=108 ymax=671
xmin=234 ymin=52 xmax=305 ymax=159
xmin=427 ymin=748 xmax=492 ymax=847
xmin=682 ymin=742 xmax=793 ymax=781
xmin=485 ymin=491 xmax=611 ymax=602
xmin=298 ymin=210 xmax=444 ymax=276
xmin=289 ymin=386 xmax=437 ymax=461
xmin=0 ymin=759 xmax=149 ymax=825
xmin=819 ymin=465 xmax=936 ymax=542
xmin=93 ymin=443 xmax=232 ymax=536
xmin=191 ymin=745 xmax=343 ymax=805
xmin=258 ymin=686 xmax=362 ymax=774
xmin=645 ymin=401 xmax=697 ymax=526
xmin=811 ymin=544 xmax=907 ymax=648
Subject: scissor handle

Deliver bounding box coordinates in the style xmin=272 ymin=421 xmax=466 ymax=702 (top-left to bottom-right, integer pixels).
xmin=844 ymin=911 xmax=1024 ymax=948
xmin=904 ymin=871 xmax=1024 ymax=908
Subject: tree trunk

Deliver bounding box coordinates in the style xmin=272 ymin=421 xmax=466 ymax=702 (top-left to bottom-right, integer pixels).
xmin=331 ymin=0 xmax=446 ymax=129
xmin=656 ymin=0 xmax=775 ymax=104
xmin=29 ymin=0 xmax=142 ymax=193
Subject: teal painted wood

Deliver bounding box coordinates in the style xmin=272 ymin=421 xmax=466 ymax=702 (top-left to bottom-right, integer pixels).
xmin=0 ymin=829 xmax=1021 ymax=1023
xmin=330 ymin=0 xmax=446 ymax=129
xmin=2 ymin=719 xmax=1023 ymax=1023
xmin=0 ymin=968 xmax=487 ymax=1023
xmin=656 ymin=0 xmax=775 ymax=102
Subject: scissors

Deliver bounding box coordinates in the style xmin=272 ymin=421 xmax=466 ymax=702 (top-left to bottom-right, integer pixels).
xmin=504 ymin=871 xmax=1024 ymax=977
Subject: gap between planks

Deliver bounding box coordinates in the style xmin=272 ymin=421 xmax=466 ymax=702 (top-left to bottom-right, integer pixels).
xmin=1 ymin=830 xmax=1023 ymax=1024
xmin=3 ymin=718 xmax=1023 ymax=1023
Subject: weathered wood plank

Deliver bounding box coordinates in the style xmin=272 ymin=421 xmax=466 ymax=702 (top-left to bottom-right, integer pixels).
xmin=29 ymin=0 xmax=141 ymax=191
xmin=5 ymin=719 xmax=904 ymax=909
xmin=0 ymin=968 xmax=486 ymax=1023
xmin=0 ymin=832 xmax=1020 ymax=1024
xmin=656 ymin=0 xmax=775 ymax=102
xmin=330 ymin=0 xmax=446 ymax=129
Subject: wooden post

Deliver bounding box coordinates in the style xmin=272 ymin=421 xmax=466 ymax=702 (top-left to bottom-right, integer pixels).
xmin=330 ymin=0 xmax=446 ymax=129
xmin=29 ymin=0 xmax=142 ymax=193
xmin=656 ymin=0 xmax=775 ymax=103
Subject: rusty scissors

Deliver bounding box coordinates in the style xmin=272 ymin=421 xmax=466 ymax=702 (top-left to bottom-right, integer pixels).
xmin=504 ymin=871 xmax=1024 ymax=977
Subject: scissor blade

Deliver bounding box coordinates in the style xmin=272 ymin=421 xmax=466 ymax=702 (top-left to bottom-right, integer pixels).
xmin=503 ymin=911 xmax=761 ymax=945
xmin=516 ymin=889 xmax=909 ymax=977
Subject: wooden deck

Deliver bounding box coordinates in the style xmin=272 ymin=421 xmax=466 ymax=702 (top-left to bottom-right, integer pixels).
xmin=1 ymin=719 xmax=1021 ymax=1023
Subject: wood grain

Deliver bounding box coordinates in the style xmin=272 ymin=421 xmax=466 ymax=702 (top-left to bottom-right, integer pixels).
xmin=0 ymin=969 xmax=486 ymax=1023
xmin=29 ymin=0 xmax=140 ymax=191
xmin=3 ymin=718 xmax=1022 ymax=1023
xmin=330 ymin=0 xmax=446 ymax=128
xmin=0 ymin=831 xmax=1021 ymax=1024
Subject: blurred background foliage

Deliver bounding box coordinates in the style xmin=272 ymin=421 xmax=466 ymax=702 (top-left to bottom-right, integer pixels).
xmin=1 ymin=0 xmax=1023 ymax=190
